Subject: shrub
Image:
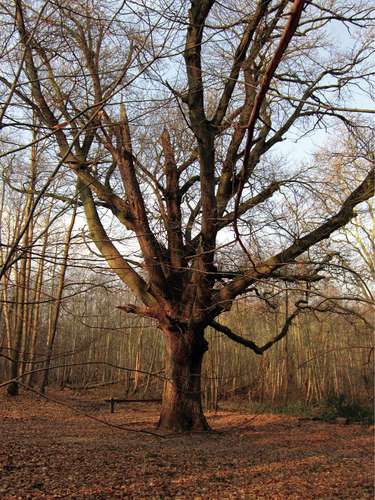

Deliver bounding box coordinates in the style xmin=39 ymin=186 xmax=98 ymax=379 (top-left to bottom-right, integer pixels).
xmin=318 ymin=393 xmax=374 ymax=424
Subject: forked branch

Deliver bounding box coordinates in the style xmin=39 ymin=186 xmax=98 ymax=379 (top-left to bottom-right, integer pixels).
xmin=210 ymin=305 xmax=303 ymax=355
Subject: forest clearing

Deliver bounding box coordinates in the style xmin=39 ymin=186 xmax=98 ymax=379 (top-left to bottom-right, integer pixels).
xmin=0 ymin=0 xmax=374 ymax=497
xmin=0 ymin=389 xmax=373 ymax=499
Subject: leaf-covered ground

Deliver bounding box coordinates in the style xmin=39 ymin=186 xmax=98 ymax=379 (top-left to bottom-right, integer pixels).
xmin=0 ymin=390 xmax=373 ymax=499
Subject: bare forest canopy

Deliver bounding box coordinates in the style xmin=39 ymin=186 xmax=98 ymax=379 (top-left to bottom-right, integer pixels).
xmin=0 ymin=0 xmax=374 ymax=431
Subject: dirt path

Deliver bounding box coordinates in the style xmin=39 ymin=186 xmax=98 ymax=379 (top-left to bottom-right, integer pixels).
xmin=0 ymin=391 xmax=373 ymax=499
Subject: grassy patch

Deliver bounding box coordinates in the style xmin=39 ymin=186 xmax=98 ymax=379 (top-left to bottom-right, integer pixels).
xmin=231 ymin=397 xmax=374 ymax=424
xmin=245 ymin=400 xmax=315 ymax=419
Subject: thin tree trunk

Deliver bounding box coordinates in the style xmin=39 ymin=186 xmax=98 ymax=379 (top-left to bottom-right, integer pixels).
xmin=7 ymin=200 xmax=30 ymax=396
xmin=26 ymin=214 xmax=50 ymax=386
xmin=7 ymin=253 xmax=26 ymax=396
xmin=0 ymin=268 xmax=12 ymax=375
xmin=19 ymin=218 xmax=33 ymax=378
xmin=40 ymin=203 xmax=77 ymax=394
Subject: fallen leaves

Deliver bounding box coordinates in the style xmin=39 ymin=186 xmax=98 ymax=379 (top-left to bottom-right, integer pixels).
xmin=0 ymin=389 xmax=373 ymax=498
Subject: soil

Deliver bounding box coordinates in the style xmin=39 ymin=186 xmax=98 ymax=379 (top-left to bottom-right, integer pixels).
xmin=0 ymin=389 xmax=373 ymax=499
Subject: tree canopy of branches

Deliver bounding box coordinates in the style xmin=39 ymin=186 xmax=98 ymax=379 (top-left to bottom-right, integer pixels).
xmin=0 ymin=0 xmax=374 ymax=430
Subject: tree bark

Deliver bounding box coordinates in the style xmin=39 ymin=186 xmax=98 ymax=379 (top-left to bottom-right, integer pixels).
xmin=158 ymin=325 xmax=209 ymax=431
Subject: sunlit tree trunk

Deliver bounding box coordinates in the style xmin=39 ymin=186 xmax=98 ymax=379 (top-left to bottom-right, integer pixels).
xmin=158 ymin=325 xmax=209 ymax=431
xmin=7 ymin=197 xmax=31 ymax=396
xmin=40 ymin=202 xmax=77 ymax=394
xmin=26 ymin=212 xmax=51 ymax=386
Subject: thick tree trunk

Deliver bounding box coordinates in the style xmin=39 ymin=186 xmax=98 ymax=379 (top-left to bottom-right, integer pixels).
xmin=158 ymin=326 xmax=209 ymax=431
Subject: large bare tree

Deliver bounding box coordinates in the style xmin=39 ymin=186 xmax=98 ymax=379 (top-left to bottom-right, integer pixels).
xmin=1 ymin=0 xmax=374 ymax=430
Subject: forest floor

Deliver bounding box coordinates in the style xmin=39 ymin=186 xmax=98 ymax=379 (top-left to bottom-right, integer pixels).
xmin=0 ymin=389 xmax=373 ymax=499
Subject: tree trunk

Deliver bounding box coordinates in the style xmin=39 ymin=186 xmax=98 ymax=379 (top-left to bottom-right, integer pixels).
xmin=40 ymin=201 xmax=76 ymax=394
xmin=158 ymin=326 xmax=210 ymax=431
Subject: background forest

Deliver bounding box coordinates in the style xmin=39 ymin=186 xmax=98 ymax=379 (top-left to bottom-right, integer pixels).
xmin=0 ymin=0 xmax=374 ymax=422
xmin=1 ymin=166 xmax=373 ymax=414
